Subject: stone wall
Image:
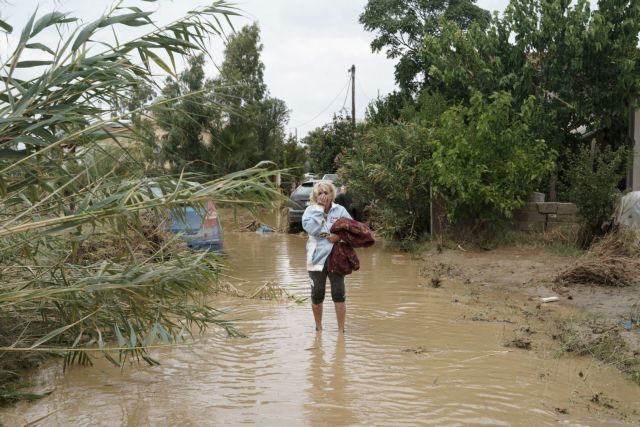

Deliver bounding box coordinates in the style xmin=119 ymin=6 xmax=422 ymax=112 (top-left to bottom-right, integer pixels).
xmin=513 ymin=202 xmax=580 ymax=232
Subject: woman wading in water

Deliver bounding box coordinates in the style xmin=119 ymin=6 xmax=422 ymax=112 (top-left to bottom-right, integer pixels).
xmin=302 ymin=181 xmax=351 ymax=333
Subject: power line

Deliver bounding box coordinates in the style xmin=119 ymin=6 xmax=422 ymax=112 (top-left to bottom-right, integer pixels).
xmin=341 ymin=74 xmax=351 ymax=111
xmin=337 ymin=73 xmax=352 ymax=117
xmin=356 ymin=79 xmax=372 ymax=105
xmin=286 ymin=74 xmax=351 ymax=131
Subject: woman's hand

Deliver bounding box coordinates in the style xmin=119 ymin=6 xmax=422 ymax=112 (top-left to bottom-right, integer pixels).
xmin=327 ymin=233 xmax=340 ymax=243
xmin=317 ymin=193 xmax=331 ymax=207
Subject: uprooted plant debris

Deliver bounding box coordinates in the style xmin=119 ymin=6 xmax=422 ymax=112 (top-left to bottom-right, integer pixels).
xmin=419 ymin=261 xmax=464 ymax=289
xmin=219 ymin=280 xmax=306 ymax=304
xmin=70 ymin=211 xmax=186 ymax=265
xmin=505 ymin=336 xmax=532 ymax=350
xmin=401 ymin=346 xmax=426 ymax=354
xmin=419 ymin=261 xmax=463 ymax=279
xmin=0 ymin=322 xmax=52 ymax=406
xmin=556 ymin=257 xmax=638 ymax=287
xmin=504 ymin=325 xmax=535 ymax=350
xmin=555 ymin=229 xmax=640 ymax=287
xmin=239 ymin=220 xmax=278 ymax=233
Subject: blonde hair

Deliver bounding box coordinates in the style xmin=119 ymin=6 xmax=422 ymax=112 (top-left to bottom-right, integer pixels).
xmin=310 ymin=181 xmax=336 ymax=205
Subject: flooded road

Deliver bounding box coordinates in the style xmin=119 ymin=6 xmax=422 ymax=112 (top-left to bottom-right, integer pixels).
xmin=2 ymin=229 xmax=640 ymax=426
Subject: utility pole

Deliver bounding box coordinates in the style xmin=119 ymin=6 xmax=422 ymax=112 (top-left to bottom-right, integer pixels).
xmin=350 ymin=64 xmax=356 ymax=127
xmin=630 ymin=108 xmax=640 ymax=190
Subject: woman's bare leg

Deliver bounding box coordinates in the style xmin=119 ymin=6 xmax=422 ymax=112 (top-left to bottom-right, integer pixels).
xmin=312 ymin=303 xmax=323 ymax=331
xmin=335 ymin=302 xmax=346 ymax=333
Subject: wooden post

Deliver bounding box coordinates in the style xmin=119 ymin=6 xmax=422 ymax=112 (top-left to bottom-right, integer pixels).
xmin=350 ymin=65 xmax=356 ymax=127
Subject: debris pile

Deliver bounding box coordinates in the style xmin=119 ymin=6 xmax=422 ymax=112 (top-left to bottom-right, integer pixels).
xmin=555 ymin=229 xmax=640 ymax=287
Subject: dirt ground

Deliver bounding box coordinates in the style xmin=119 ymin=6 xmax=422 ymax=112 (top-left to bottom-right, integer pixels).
xmin=419 ymin=245 xmax=640 ymax=357
xmin=417 ymin=244 xmax=640 ymax=421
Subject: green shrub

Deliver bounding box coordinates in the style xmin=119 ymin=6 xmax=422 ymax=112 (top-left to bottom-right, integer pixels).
xmin=559 ymin=144 xmax=626 ymax=240
xmin=340 ymin=122 xmax=434 ymax=241
xmin=432 ymin=92 xmax=557 ymax=223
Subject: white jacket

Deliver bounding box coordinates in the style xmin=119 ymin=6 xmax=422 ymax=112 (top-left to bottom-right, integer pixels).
xmin=302 ymin=202 xmax=352 ymax=271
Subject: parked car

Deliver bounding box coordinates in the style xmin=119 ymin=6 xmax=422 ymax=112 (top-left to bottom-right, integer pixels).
xmin=168 ymin=200 xmax=223 ymax=252
xmin=321 ymin=173 xmax=339 ymax=183
xmin=287 ymin=178 xmax=367 ymax=231
xmin=303 ymin=172 xmax=317 ymax=180
xmin=151 ymin=184 xmax=223 ymax=252
xmin=287 ymin=180 xmax=318 ymax=231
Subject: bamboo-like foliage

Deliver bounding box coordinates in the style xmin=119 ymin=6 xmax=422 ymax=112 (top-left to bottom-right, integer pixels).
xmin=0 ymin=1 xmax=282 ymax=401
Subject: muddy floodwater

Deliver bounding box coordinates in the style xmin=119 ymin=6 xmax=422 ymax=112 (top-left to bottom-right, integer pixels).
xmin=2 ymin=228 xmax=640 ymax=426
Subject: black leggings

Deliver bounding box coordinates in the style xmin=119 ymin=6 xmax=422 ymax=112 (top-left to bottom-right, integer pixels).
xmin=308 ymin=266 xmax=345 ymax=304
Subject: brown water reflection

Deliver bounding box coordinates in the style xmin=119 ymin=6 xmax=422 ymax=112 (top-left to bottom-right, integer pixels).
xmin=306 ymin=334 xmax=356 ymax=427
xmin=2 ymin=226 xmax=639 ymax=426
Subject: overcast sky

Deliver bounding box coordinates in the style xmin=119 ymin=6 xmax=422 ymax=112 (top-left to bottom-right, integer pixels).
xmin=2 ymin=0 xmax=512 ymax=137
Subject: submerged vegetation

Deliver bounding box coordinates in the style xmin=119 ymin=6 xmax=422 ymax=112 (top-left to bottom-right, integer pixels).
xmin=0 ymin=1 xmax=284 ymax=404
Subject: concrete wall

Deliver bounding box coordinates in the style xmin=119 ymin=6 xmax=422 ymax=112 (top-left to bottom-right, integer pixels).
xmin=513 ymin=202 xmax=580 ymax=232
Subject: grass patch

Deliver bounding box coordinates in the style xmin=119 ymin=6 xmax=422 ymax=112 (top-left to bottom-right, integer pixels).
xmin=487 ymin=224 xmax=584 ymax=254
xmin=546 ymin=241 xmax=585 ymax=257
xmin=418 ymin=222 xmax=585 ymax=254
xmin=553 ymin=315 xmax=640 ymax=386
xmin=370 ymin=221 xmax=585 ymax=256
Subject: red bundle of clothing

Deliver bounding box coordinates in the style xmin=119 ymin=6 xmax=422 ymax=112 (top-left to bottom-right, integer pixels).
xmin=327 ymin=218 xmax=375 ymax=275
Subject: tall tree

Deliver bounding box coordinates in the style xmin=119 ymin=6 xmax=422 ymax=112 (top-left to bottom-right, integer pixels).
xmin=423 ymin=0 xmax=640 ymax=150
xmin=156 ymin=54 xmax=217 ymax=173
xmin=277 ymin=134 xmax=308 ymax=191
xmin=364 ymin=91 xmax=407 ymax=126
xmin=217 ymin=23 xmax=267 ymax=106
xmin=303 ymin=115 xmax=356 ymax=174
xmin=210 ymin=24 xmax=290 ymax=173
xmin=360 ymin=0 xmax=490 ymax=93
